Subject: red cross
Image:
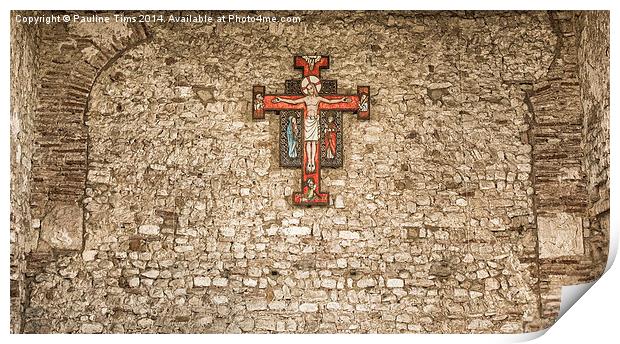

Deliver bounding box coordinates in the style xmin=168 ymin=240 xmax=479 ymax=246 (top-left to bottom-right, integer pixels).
xmin=253 ymin=56 xmax=370 ymax=206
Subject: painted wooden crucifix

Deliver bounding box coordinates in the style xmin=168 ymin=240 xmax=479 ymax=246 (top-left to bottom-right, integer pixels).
xmin=252 ymin=55 xmax=370 ymax=206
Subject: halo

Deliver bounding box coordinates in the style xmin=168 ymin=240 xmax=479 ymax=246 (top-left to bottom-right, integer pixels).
xmin=301 ymin=75 xmax=321 ymax=95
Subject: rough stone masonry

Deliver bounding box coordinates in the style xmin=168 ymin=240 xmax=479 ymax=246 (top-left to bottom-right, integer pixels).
xmin=10 ymin=10 xmax=609 ymax=333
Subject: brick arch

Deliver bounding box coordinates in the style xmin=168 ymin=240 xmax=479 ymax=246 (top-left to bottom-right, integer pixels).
xmin=30 ymin=20 xmax=151 ymax=255
xmin=527 ymin=11 xmax=607 ymax=326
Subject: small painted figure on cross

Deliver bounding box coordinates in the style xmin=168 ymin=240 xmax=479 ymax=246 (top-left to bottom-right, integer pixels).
xmin=324 ymin=114 xmax=337 ymax=159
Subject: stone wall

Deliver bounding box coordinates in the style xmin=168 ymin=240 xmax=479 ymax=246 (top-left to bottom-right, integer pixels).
xmin=11 ymin=10 xmax=609 ymax=334
xmin=10 ymin=15 xmax=39 ymax=333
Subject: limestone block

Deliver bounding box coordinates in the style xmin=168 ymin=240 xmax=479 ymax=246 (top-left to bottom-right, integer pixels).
xmin=299 ymin=303 xmax=318 ymax=312
xmin=321 ymin=279 xmax=337 ymax=289
xmin=80 ymin=323 xmax=104 ymax=334
xmin=387 ymin=278 xmax=404 ymax=288
xmin=467 ymin=319 xmax=493 ymax=331
xmin=194 ymin=276 xmax=211 ymax=287
xmin=219 ymin=227 xmax=235 ymax=237
xmin=137 ymin=318 xmax=154 ymax=328
xmin=213 ymin=277 xmax=228 ymax=287
xmin=538 ymin=213 xmax=584 ymax=258
xmin=282 ymin=226 xmax=311 ymax=236
xmin=247 ymin=299 xmax=268 ymax=311
xmin=268 ymin=301 xmax=286 ymax=310
xmin=141 ymin=270 xmax=160 ymax=279
xmin=470 ymin=291 xmax=483 ymax=298
xmin=484 ymin=278 xmax=500 ymax=290
xmin=138 ymin=224 xmax=160 ymax=235
xmin=334 ymin=195 xmax=345 ymax=209
xmin=213 ymin=296 xmax=228 ymax=304
xmin=326 ymin=302 xmax=340 ymax=310
xmin=82 ymin=250 xmax=98 ymax=261
xmin=128 ymin=277 xmax=140 ymax=288
xmin=243 ymin=278 xmax=258 ymax=287
xmin=339 ymin=231 xmax=360 ymax=240
xmin=40 ymin=203 xmax=83 ymax=251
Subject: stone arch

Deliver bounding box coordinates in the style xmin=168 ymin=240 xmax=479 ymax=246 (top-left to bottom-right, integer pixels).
xmin=81 ymin=30 xmax=234 ymax=254
xmin=30 ymin=17 xmax=151 ymax=256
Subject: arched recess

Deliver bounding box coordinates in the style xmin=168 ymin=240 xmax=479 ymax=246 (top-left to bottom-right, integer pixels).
xmin=28 ymin=16 xmax=151 ymax=259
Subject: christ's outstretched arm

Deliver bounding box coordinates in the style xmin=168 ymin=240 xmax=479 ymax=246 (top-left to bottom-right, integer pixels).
xmin=274 ymin=97 xmax=305 ymax=104
xmin=318 ymin=96 xmax=351 ymax=104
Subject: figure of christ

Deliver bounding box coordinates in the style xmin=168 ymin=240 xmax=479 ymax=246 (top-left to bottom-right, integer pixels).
xmin=273 ymin=77 xmax=350 ymax=173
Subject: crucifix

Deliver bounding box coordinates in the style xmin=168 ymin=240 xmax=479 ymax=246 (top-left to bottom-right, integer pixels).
xmin=252 ymin=55 xmax=370 ymax=206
